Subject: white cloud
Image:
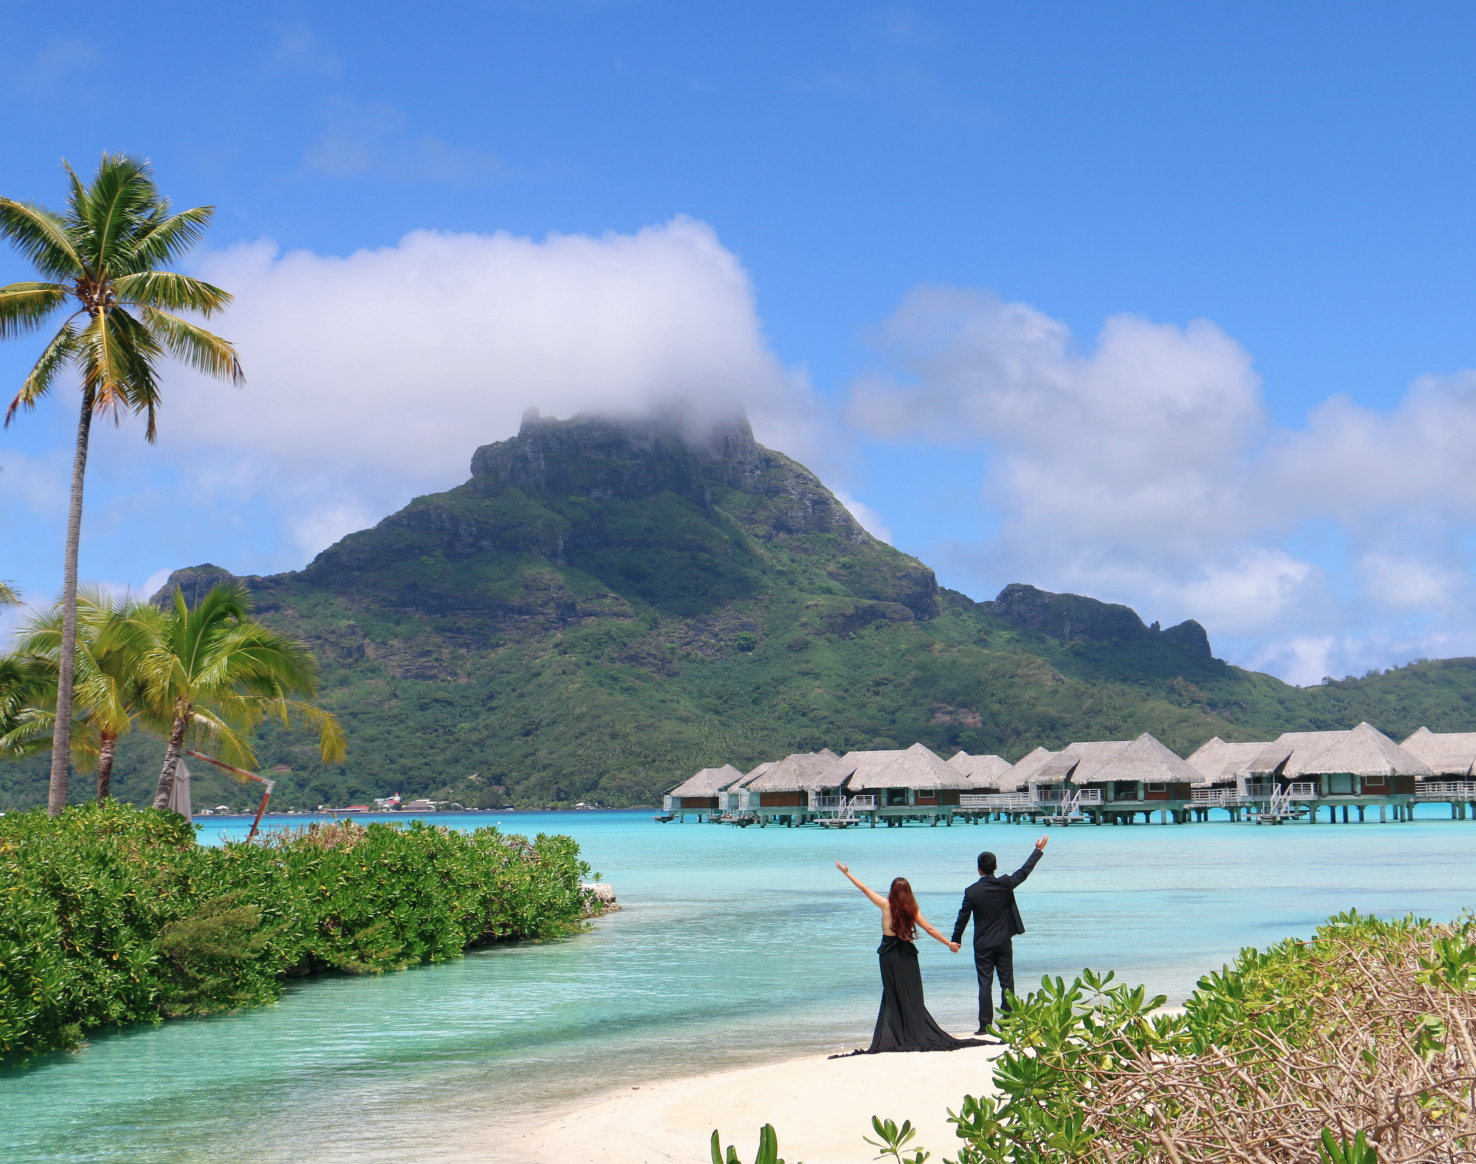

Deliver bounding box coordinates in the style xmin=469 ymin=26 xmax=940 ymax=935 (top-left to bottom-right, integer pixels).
xmin=850 ymin=285 xmax=1476 ymax=677
xmin=151 ymin=217 xmax=817 ymax=563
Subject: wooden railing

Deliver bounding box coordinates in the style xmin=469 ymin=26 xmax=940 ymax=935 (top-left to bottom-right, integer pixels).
xmin=1414 ymin=781 xmax=1476 ymax=801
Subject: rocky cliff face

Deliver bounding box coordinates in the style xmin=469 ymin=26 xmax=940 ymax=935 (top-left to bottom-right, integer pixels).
xmin=470 ymin=410 xmax=880 ymax=543
xmin=986 ymin=582 xmax=1211 ymax=659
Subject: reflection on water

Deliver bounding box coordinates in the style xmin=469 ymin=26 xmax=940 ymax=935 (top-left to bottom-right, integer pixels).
xmin=5 ymin=810 xmax=1473 ymax=1162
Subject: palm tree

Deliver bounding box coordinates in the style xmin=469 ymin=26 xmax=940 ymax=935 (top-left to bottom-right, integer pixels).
xmin=0 ymin=154 xmax=243 ymax=814
xmin=0 ymin=652 xmax=57 ymax=756
xmin=0 ymin=581 xmax=18 ymax=606
xmin=137 ymin=581 xmax=345 ymax=810
xmin=14 ymin=588 xmax=155 ymax=799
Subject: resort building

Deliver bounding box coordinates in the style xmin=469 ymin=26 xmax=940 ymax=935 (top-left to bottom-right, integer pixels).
xmin=1031 ymin=734 xmax=1202 ymax=823
xmin=719 ymin=760 xmax=775 ymax=812
xmin=1400 ymin=727 xmax=1476 ymax=776
xmin=1243 ymin=723 xmax=1431 ymax=822
xmin=662 ymin=764 xmax=746 ymax=820
xmin=657 ymin=722 xmax=1476 ymax=828
xmin=844 ymin=742 xmax=975 ymax=823
xmin=740 ymin=750 xmax=841 ymax=818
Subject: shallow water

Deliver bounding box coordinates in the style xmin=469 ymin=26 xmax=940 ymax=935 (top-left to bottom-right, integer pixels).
xmin=4 ymin=808 xmax=1473 ymax=1163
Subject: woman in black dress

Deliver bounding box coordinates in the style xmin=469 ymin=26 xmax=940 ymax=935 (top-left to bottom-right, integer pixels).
xmin=835 ymin=862 xmax=985 ymax=1053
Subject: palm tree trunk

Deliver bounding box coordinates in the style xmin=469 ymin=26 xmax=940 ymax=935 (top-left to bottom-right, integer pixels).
xmin=153 ymin=706 xmax=190 ymax=810
xmin=48 ymin=387 xmax=96 ymax=816
xmin=96 ymin=732 xmax=117 ymax=800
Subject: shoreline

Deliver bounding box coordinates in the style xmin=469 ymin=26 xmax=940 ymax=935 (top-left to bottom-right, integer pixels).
xmin=491 ymin=1036 xmax=1007 ymax=1164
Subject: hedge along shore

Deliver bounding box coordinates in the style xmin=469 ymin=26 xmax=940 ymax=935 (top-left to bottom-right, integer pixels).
xmin=0 ymin=801 xmax=604 ymax=1061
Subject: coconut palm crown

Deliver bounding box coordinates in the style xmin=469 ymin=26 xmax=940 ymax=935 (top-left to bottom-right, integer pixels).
xmin=139 ymin=581 xmax=345 ymax=811
xmin=0 ymin=154 xmax=243 ymax=814
xmin=13 ymin=589 xmax=157 ymax=800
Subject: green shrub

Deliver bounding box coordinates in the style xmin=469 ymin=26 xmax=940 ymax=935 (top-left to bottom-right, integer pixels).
xmin=941 ymin=910 xmax=1476 ymax=1163
xmin=0 ymin=800 xmax=595 ymax=1060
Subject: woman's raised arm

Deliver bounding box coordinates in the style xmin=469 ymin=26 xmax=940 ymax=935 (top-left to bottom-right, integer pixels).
xmin=835 ymin=862 xmax=889 ymax=909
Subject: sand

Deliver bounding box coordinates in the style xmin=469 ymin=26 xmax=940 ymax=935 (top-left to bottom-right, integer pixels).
xmin=509 ymin=1036 xmax=1005 ymax=1164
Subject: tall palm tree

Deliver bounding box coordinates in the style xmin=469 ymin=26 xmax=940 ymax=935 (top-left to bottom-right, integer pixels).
xmin=15 ymin=588 xmax=155 ymax=799
xmin=137 ymin=581 xmax=345 ymax=810
xmin=0 ymin=154 xmax=243 ymax=814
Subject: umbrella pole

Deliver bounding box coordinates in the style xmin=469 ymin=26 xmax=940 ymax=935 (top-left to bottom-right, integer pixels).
xmin=247 ymin=784 xmax=273 ymax=842
xmin=184 ymin=750 xmax=276 ymax=841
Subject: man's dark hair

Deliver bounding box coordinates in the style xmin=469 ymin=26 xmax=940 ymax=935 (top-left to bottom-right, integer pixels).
xmin=978 ymin=851 xmax=997 ymax=874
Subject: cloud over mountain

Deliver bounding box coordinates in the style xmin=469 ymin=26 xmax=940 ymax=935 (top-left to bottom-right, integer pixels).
xmin=850 ymin=286 xmax=1476 ymax=683
xmin=158 ymin=217 xmax=817 ymax=556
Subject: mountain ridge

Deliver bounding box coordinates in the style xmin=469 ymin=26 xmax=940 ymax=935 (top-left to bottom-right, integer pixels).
xmin=6 ymin=410 xmax=1476 ymax=812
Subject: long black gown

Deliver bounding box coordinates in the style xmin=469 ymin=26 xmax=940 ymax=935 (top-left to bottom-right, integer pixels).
xmin=862 ymin=935 xmax=987 ymax=1054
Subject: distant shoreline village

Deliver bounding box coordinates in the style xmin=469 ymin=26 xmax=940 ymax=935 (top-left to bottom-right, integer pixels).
xmin=660 ymin=723 xmax=1476 ymax=828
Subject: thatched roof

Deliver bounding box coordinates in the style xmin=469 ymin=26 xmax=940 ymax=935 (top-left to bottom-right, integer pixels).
xmin=847 ymin=742 xmax=973 ymax=791
xmin=1002 ymin=746 xmax=1058 ymax=791
xmin=1035 ymin=740 xmax=1133 ymax=785
xmin=745 ymin=750 xmax=842 ymax=792
xmin=1247 ymin=724 xmax=1431 ymax=779
xmin=1186 ymin=737 xmax=1270 ymax=786
xmin=948 ymin=751 xmax=1015 ymax=789
xmin=1080 ymin=733 xmax=1201 ymax=785
xmin=667 ymin=764 xmax=746 ymax=797
xmin=817 ymin=748 xmax=908 ymax=788
xmin=1400 ymin=727 xmax=1476 ymax=777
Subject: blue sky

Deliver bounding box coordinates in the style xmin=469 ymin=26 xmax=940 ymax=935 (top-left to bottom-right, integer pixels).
xmin=6 ymin=2 xmax=1476 ymax=683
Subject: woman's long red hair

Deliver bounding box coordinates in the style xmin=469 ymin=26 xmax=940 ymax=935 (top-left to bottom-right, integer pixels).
xmin=888 ymin=877 xmax=918 ymax=941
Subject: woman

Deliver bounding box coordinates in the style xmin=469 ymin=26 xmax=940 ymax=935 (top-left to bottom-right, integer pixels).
xmin=835 ymin=862 xmax=985 ymax=1053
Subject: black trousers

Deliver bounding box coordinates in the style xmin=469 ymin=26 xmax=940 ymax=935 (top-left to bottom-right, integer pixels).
xmin=973 ymin=940 xmax=1015 ymax=1030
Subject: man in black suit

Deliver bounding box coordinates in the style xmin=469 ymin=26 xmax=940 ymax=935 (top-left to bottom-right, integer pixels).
xmin=951 ymin=835 xmax=1049 ymax=1036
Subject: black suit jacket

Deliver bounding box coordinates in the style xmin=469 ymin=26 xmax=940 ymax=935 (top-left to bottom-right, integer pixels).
xmin=951 ymin=849 xmax=1042 ymax=948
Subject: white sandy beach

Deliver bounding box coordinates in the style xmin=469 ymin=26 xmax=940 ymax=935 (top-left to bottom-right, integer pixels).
xmin=506 ymin=1036 xmax=1005 ymax=1164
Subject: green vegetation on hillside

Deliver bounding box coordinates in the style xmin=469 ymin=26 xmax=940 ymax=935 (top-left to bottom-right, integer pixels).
xmin=0 ymin=800 xmax=596 ymax=1060
xmin=5 ymin=412 xmax=1475 ymax=811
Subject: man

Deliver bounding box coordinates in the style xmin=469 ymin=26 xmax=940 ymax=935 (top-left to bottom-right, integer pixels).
xmin=951 ymin=835 xmax=1049 ymax=1036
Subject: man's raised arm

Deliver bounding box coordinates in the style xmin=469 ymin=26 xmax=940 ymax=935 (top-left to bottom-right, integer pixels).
xmin=1005 ymin=835 xmax=1049 ymax=888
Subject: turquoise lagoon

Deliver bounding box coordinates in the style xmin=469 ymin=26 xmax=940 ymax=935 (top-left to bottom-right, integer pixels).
xmin=4 ymin=810 xmax=1474 ymax=1162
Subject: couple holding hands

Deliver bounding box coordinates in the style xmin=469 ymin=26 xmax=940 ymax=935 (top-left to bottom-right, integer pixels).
xmin=834 ymin=834 xmax=1048 ymax=1054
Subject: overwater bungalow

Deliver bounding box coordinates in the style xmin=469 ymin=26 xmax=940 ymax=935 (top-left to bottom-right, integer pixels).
xmin=844 ymin=742 xmax=974 ymax=824
xmin=1399 ymin=728 xmax=1476 ymax=819
xmin=662 ymin=764 xmax=746 ymax=820
xmin=1400 ymin=727 xmax=1476 ymax=776
xmin=719 ymin=760 xmax=775 ymax=812
xmin=1186 ymin=737 xmax=1270 ymax=816
xmin=1031 ymin=734 xmax=1201 ymax=824
xmin=1244 ymin=723 xmax=1431 ymax=822
xmin=741 ymin=750 xmax=841 ymax=821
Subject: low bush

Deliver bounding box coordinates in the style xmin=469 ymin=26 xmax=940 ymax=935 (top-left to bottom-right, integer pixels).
xmin=0 ymin=800 xmax=595 ymax=1060
xmin=936 ymin=910 xmax=1475 ymax=1163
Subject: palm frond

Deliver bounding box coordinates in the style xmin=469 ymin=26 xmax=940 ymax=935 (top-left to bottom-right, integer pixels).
xmin=184 ymin=707 xmax=259 ymax=770
xmin=74 ymin=154 xmax=156 ymax=272
xmin=76 ymin=307 xmax=162 ymax=432
xmin=0 ymin=198 xmax=83 ymax=279
xmin=0 ymin=282 xmax=71 ymax=338
xmin=0 ymin=581 xmax=18 ymax=606
xmin=114 ymin=271 xmax=232 ymax=316
xmin=128 ymin=205 xmax=216 ymax=272
xmin=5 ymin=321 xmax=80 ymax=426
xmin=140 ymin=306 xmax=244 ymax=384
xmin=267 ymin=697 xmax=347 ymax=762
